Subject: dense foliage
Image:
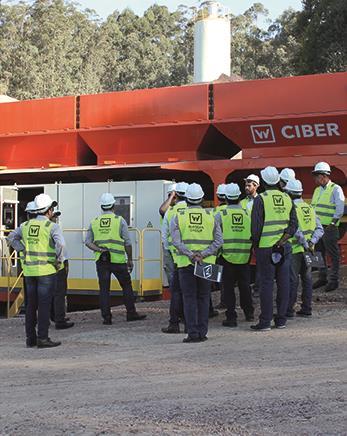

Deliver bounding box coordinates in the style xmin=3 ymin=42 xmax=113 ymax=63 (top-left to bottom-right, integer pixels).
xmin=0 ymin=0 xmax=345 ymax=99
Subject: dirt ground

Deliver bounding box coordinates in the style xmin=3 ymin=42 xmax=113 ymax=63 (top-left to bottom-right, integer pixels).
xmin=1 ymin=273 xmax=346 ymax=436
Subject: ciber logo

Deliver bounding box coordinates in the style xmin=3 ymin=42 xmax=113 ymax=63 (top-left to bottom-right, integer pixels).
xmin=232 ymin=214 xmax=243 ymax=225
xmin=273 ymin=195 xmax=284 ymax=207
xmin=251 ymin=123 xmax=340 ymax=144
xmin=203 ymin=265 xmax=212 ymax=279
xmin=251 ymin=124 xmax=276 ymax=144
xmin=29 ymin=225 xmax=40 ymax=237
xmin=190 ymin=213 xmax=202 ymax=225
xmin=100 ymin=218 xmax=111 ymax=228
xmin=302 ymin=207 xmax=311 ymax=217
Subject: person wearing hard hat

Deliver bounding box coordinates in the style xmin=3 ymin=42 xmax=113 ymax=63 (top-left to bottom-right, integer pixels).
xmin=311 ymin=162 xmax=345 ymax=292
xmin=170 ymin=183 xmax=223 ymax=342
xmin=50 ymin=210 xmax=74 ymax=330
xmin=25 ymin=201 xmax=38 ymax=220
xmin=279 ymin=168 xmax=296 ymax=191
xmin=241 ymin=174 xmax=260 ymax=212
xmin=214 ymin=184 xmax=228 ymax=214
xmin=7 ymin=193 xmax=65 ymax=348
xmin=161 ymin=182 xmax=188 ymax=334
xmin=217 ymin=183 xmax=254 ymax=327
xmin=286 ymin=179 xmax=324 ymax=317
xmin=85 ymin=193 xmax=146 ymax=325
xmin=159 ymin=182 xmax=177 ymax=221
xmin=251 ymin=167 xmax=298 ymax=331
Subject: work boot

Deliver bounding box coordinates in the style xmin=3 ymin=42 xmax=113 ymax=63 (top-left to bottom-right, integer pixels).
xmin=250 ymin=323 xmax=271 ymax=332
xmin=313 ymin=279 xmax=328 ymax=289
xmin=37 ymin=338 xmax=61 ymax=348
xmin=182 ymin=336 xmax=201 ymax=343
xmin=222 ymin=319 xmax=237 ymax=328
xmin=324 ymin=282 xmax=338 ymax=292
xmin=26 ymin=337 xmax=37 ymax=348
xmin=126 ymin=312 xmax=147 ymax=322
xmin=161 ymin=324 xmax=180 ymax=334
xmin=296 ymin=310 xmax=312 ymax=317
xmin=55 ymin=321 xmax=74 ymax=330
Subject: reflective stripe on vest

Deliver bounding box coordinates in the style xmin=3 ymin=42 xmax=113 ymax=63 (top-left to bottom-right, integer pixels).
xmin=166 ymin=202 xmax=187 ymax=262
xmin=221 ymin=207 xmax=252 ymax=264
xmin=176 ymin=208 xmax=215 ymax=268
xmin=21 ymin=219 xmax=57 ymax=276
xmin=259 ymin=190 xmax=292 ymax=248
xmin=311 ymin=183 xmax=338 ymax=226
xmin=91 ymin=214 xmax=126 ymax=263
xmin=290 ymin=202 xmax=316 ymax=254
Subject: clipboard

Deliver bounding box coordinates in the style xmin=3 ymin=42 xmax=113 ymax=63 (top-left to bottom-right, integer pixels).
xmin=194 ymin=261 xmax=223 ymax=282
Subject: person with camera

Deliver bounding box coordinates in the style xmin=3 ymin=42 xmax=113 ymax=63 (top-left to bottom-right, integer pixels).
xmin=85 ymin=193 xmax=146 ymax=325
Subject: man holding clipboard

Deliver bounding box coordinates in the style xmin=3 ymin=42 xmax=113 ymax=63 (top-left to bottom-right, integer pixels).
xmin=170 ymin=183 xmax=223 ymax=343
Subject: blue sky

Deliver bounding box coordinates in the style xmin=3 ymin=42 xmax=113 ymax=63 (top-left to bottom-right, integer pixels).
xmin=10 ymin=1 xmax=303 ymax=19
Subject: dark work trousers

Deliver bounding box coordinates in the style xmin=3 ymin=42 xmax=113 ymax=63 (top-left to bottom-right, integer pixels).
xmin=256 ymin=244 xmax=291 ymax=327
xmin=178 ymin=265 xmax=211 ymax=339
xmin=96 ymin=260 xmax=136 ymax=320
xmin=163 ymin=248 xmax=175 ymax=287
xmin=169 ymin=267 xmax=184 ymax=326
xmin=25 ymin=273 xmax=56 ymax=341
xmin=317 ymin=225 xmax=340 ymax=285
xmin=289 ymin=252 xmax=312 ymax=314
xmin=52 ymin=260 xmax=68 ymax=323
xmin=220 ymin=257 xmax=254 ymax=320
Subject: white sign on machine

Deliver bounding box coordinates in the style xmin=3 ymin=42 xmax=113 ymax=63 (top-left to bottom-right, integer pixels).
xmin=251 ymin=122 xmax=341 ymax=144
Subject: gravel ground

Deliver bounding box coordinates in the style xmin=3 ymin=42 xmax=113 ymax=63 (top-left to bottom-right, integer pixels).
xmin=0 ymin=277 xmax=346 ymax=435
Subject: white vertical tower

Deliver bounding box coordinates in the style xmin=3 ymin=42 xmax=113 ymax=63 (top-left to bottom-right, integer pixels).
xmin=193 ymin=1 xmax=231 ymax=83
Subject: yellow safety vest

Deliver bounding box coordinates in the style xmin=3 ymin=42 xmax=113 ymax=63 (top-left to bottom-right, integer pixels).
xmin=290 ymin=201 xmax=316 ymax=254
xmin=21 ymin=219 xmax=57 ymax=277
xmin=176 ymin=208 xmax=216 ymax=268
xmin=311 ymin=182 xmax=339 ymax=226
xmin=91 ymin=214 xmax=126 ymax=264
xmin=259 ymin=190 xmax=292 ymax=248
xmin=221 ymin=207 xmax=252 ymax=264
xmin=166 ymin=202 xmax=187 ymax=261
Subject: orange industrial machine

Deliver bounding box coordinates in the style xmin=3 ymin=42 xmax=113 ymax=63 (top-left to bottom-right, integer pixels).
xmin=0 ymin=71 xmax=346 ymax=258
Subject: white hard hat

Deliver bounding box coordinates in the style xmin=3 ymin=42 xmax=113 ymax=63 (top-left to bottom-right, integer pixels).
xmin=34 ymin=194 xmax=57 ymax=213
xmin=186 ymin=183 xmax=204 ymax=202
xmin=175 ymin=182 xmax=189 ymax=195
xmin=100 ymin=193 xmax=115 ymax=208
xmin=280 ymin=168 xmax=296 ymax=183
xmin=286 ymin=179 xmax=303 ymax=194
xmin=167 ymin=183 xmax=177 ymax=193
xmin=216 ymin=184 xmax=227 ymax=197
xmin=244 ymin=174 xmax=260 ymax=185
xmin=25 ymin=201 xmax=37 ymax=213
xmin=260 ymin=166 xmax=280 ymax=186
xmin=225 ymin=183 xmax=241 ymax=200
xmin=312 ymin=161 xmax=331 ymax=175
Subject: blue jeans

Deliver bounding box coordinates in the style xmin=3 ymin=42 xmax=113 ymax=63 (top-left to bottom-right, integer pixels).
xmin=289 ymin=252 xmax=312 ymax=314
xmin=256 ymin=244 xmax=291 ymax=327
xmin=178 ymin=265 xmax=211 ymax=339
xmin=25 ymin=274 xmax=57 ymax=341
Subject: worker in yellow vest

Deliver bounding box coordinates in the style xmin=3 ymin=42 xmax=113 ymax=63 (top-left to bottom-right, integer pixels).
xmin=251 ymin=167 xmax=298 ymax=331
xmin=311 ymin=162 xmax=345 ymax=292
xmin=8 ymin=194 xmax=64 ymax=348
xmin=161 ymin=182 xmax=188 ymax=334
xmin=171 ymin=183 xmax=223 ymax=343
xmin=85 ymin=193 xmax=146 ymax=325
xmin=240 ymin=174 xmax=260 ymax=212
xmin=286 ymin=179 xmax=324 ymax=317
xmin=218 ymin=183 xmax=254 ymax=327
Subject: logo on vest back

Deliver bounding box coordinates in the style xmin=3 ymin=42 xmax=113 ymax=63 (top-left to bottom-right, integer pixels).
xmin=189 ymin=213 xmax=202 ymax=225
xmin=273 ymin=196 xmax=284 ymax=207
xmin=302 ymin=207 xmax=311 ymax=217
xmin=232 ymin=214 xmax=243 ymax=226
xmin=100 ymin=218 xmax=111 ymax=228
xmin=28 ymin=225 xmax=40 ymax=237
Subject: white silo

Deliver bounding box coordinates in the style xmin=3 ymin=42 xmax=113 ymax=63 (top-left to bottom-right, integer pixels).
xmin=194 ymin=1 xmax=231 ymax=83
